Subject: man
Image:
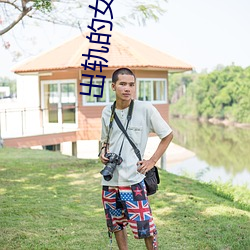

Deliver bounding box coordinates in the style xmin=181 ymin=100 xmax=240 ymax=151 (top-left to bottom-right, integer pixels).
xmin=99 ymin=68 xmax=173 ymax=250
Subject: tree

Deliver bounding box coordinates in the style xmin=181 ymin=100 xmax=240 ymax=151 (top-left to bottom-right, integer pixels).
xmin=169 ymin=65 xmax=250 ymax=123
xmin=0 ymin=0 xmax=167 ymax=36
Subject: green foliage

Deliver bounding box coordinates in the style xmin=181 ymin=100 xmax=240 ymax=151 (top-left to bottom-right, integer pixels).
xmin=33 ymin=0 xmax=52 ymax=12
xmin=210 ymin=181 xmax=250 ymax=211
xmin=135 ymin=4 xmax=165 ymax=22
xmin=169 ymin=65 xmax=250 ymax=123
xmin=169 ymin=72 xmax=195 ymax=100
xmin=0 ymin=77 xmax=16 ymax=97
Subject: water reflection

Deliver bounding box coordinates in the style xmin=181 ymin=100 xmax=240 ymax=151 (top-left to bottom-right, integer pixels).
xmin=167 ymin=118 xmax=250 ymax=188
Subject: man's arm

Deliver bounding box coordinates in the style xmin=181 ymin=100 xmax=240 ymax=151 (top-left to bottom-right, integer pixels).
xmin=137 ymin=132 xmax=173 ymax=175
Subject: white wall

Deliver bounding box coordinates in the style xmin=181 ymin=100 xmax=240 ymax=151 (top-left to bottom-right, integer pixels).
xmin=16 ymin=74 xmax=40 ymax=108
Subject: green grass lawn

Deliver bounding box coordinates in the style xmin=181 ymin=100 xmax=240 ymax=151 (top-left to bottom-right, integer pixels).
xmin=0 ymin=148 xmax=249 ymax=250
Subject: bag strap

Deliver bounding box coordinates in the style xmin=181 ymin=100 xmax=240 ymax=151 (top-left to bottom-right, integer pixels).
xmin=114 ymin=104 xmax=142 ymax=161
xmin=117 ymin=100 xmax=133 ymax=158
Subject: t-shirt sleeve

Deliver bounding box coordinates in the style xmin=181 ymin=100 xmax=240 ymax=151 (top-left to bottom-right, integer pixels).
xmin=149 ymin=105 xmax=172 ymax=139
xmin=100 ymin=106 xmax=110 ymax=143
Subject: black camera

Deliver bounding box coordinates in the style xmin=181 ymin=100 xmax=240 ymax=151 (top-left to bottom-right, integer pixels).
xmin=100 ymin=153 xmax=123 ymax=181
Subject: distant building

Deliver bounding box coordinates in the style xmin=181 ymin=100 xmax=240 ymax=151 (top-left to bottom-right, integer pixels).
xmin=2 ymin=30 xmax=192 ymax=156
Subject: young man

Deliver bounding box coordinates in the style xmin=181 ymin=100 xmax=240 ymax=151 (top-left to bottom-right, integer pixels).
xmin=99 ymin=68 xmax=173 ymax=250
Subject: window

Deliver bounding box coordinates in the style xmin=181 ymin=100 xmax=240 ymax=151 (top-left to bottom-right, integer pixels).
xmin=41 ymin=80 xmax=77 ymax=124
xmin=82 ymin=78 xmax=167 ymax=105
xmin=61 ymin=83 xmax=76 ymax=123
xmin=137 ymin=79 xmax=167 ymax=103
xmin=43 ymin=83 xmax=58 ymax=123
xmin=82 ymin=78 xmax=115 ymax=105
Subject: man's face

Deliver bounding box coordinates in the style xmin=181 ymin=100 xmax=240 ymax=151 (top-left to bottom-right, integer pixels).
xmin=112 ymin=74 xmax=135 ymax=102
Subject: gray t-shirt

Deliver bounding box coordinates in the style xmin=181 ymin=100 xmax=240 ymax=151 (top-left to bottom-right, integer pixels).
xmin=101 ymin=100 xmax=172 ymax=186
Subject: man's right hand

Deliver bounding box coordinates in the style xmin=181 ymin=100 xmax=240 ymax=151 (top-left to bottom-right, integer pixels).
xmin=100 ymin=152 xmax=109 ymax=164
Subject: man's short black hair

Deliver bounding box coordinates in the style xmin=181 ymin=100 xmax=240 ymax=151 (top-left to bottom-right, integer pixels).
xmin=112 ymin=68 xmax=136 ymax=83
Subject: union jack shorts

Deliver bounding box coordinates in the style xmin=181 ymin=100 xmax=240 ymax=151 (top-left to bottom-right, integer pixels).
xmin=102 ymin=180 xmax=157 ymax=239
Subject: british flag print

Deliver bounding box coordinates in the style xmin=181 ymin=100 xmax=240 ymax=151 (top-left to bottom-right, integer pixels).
xmin=126 ymin=200 xmax=152 ymax=221
xmin=102 ymin=188 xmax=117 ymax=211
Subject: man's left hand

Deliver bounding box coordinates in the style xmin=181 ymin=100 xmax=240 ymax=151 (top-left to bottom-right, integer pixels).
xmin=137 ymin=159 xmax=156 ymax=175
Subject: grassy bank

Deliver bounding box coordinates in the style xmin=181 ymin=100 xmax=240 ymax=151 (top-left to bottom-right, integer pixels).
xmin=0 ymin=148 xmax=249 ymax=250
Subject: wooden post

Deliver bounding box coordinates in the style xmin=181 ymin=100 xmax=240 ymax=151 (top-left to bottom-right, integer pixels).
xmin=0 ymin=137 xmax=3 ymax=148
xmin=72 ymin=141 xmax=77 ymax=157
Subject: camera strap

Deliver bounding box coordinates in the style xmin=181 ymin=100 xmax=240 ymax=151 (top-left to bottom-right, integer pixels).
xmin=113 ymin=102 xmax=142 ymax=161
xmin=98 ymin=102 xmax=116 ymax=156
xmin=104 ymin=102 xmax=116 ymax=153
xmin=102 ymin=100 xmax=134 ymax=157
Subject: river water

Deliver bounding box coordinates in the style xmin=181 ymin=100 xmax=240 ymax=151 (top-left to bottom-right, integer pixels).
xmin=166 ymin=118 xmax=250 ymax=189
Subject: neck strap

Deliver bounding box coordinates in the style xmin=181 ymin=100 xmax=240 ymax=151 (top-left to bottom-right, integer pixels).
xmin=105 ymin=100 xmax=134 ymax=150
xmin=112 ymin=100 xmax=134 ymax=122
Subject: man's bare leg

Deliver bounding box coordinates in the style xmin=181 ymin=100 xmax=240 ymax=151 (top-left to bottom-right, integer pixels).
xmin=144 ymin=235 xmax=158 ymax=250
xmin=114 ymin=228 xmax=128 ymax=250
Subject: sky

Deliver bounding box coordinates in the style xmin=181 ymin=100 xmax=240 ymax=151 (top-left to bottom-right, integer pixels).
xmin=1 ymin=0 xmax=250 ymax=79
